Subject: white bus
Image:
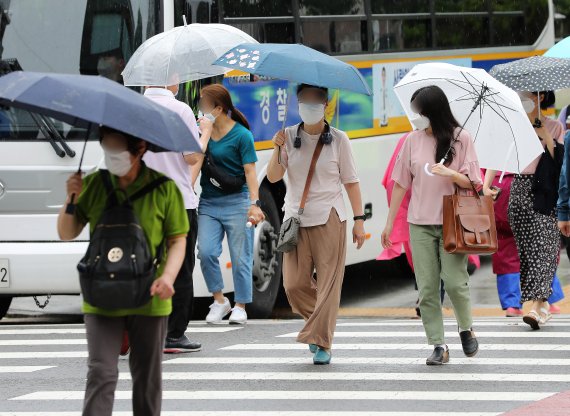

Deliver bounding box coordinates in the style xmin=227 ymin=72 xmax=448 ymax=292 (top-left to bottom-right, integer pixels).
xmin=0 ymin=0 xmax=555 ymax=319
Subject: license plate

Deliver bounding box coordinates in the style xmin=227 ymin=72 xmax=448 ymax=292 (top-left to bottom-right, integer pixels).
xmin=0 ymin=259 xmax=9 ymax=288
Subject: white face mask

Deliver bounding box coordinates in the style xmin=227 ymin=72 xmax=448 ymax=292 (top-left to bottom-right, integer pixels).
xmin=520 ymin=98 xmax=536 ymax=114
xmin=410 ymin=114 xmax=430 ymax=130
xmin=299 ymin=103 xmax=325 ymax=125
xmin=104 ymin=148 xmax=133 ymax=177
xmin=198 ymin=110 xmax=216 ymax=123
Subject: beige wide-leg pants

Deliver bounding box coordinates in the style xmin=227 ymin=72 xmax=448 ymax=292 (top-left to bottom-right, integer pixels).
xmin=283 ymin=209 xmax=347 ymax=349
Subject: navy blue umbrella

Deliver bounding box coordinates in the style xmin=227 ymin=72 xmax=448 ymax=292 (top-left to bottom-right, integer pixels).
xmin=0 ymin=71 xmax=201 ymax=214
xmin=0 ymin=71 xmax=201 ymax=153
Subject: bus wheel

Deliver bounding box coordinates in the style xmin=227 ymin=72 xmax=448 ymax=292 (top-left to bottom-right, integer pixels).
xmin=0 ymin=296 xmax=13 ymax=320
xmin=248 ymin=184 xmax=282 ymax=319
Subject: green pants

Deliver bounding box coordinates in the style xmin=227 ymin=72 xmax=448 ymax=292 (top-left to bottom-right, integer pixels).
xmin=409 ymin=224 xmax=473 ymax=345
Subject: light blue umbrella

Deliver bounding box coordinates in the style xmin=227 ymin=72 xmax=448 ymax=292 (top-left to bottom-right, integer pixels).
xmin=545 ymin=36 xmax=570 ymax=58
xmin=213 ymin=43 xmax=372 ymax=96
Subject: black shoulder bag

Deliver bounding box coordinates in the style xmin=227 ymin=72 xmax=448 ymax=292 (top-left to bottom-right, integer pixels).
xmin=77 ymin=170 xmax=171 ymax=310
xmin=201 ymin=149 xmax=246 ymax=193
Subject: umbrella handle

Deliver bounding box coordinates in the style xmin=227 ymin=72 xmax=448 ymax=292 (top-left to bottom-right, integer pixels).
xmin=65 ymin=194 xmax=76 ymax=215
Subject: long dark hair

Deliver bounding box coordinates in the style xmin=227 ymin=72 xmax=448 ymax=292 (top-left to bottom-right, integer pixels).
xmin=411 ymin=86 xmax=461 ymax=165
xmin=201 ymin=84 xmax=250 ymax=130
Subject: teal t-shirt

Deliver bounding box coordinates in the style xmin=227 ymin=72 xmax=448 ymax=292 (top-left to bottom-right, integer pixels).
xmin=201 ymin=122 xmax=258 ymax=198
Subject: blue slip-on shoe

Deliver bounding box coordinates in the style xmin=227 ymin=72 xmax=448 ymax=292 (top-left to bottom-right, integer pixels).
xmin=309 ymin=344 xmax=318 ymax=354
xmin=313 ymin=348 xmax=332 ymax=365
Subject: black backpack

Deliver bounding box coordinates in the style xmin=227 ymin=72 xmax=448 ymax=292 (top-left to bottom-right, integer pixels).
xmin=77 ymin=169 xmax=171 ymax=310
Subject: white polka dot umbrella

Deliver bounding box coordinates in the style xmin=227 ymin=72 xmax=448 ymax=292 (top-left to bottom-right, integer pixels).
xmin=489 ymin=56 xmax=570 ymax=92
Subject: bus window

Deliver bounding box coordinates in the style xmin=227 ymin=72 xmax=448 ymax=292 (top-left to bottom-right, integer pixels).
xmin=175 ymin=0 xmax=218 ymax=24
xmin=222 ymin=0 xmax=292 ymax=18
xmin=80 ymin=0 xmax=135 ymax=80
xmin=370 ymin=0 xmax=430 ymax=14
xmin=371 ymin=19 xmax=432 ymax=51
xmin=492 ymin=1 xmax=548 ymax=47
xmin=233 ymin=22 xmax=295 ymax=44
xmin=435 ymin=16 xmax=489 ymax=49
xmin=301 ymin=20 xmax=367 ymax=54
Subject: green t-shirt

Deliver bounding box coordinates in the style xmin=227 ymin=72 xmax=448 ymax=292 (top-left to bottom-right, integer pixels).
xmin=200 ymin=122 xmax=258 ymax=198
xmin=75 ymin=164 xmax=189 ymax=317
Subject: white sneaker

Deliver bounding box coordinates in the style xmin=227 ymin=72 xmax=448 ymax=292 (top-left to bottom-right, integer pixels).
xmin=228 ymin=306 xmax=247 ymax=325
xmin=205 ymin=298 xmax=231 ymax=324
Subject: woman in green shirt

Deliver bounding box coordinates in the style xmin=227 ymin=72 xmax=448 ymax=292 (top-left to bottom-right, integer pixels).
xmin=57 ymin=127 xmax=189 ymax=416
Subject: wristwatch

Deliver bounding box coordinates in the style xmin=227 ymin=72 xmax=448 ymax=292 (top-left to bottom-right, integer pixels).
xmin=251 ymin=199 xmax=262 ymax=208
xmin=353 ymin=215 xmax=366 ymax=222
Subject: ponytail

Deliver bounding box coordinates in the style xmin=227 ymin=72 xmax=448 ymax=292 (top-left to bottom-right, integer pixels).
xmin=230 ymin=106 xmax=250 ymax=130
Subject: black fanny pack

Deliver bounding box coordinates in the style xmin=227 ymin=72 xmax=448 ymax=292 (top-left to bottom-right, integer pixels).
xmin=201 ymin=149 xmax=246 ymax=193
xmin=77 ymin=170 xmax=170 ymax=310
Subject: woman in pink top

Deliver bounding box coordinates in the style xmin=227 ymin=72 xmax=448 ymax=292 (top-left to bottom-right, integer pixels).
xmin=483 ymin=91 xmax=565 ymax=329
xmin=378 ymin=133 xmax=481 ymax=318
xmin=381 ymin=86 xmax=482 ymax=366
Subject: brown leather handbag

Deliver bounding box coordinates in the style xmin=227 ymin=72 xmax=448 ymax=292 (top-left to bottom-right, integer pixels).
xmin=442 ymin=182 xmax=498 ymax=254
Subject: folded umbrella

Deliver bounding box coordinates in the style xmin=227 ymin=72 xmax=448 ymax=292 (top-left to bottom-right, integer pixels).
xmin=394 ymin=62 xmax=542 ymax=174
xmin=122 ymin=21 xmax=258 ymax=86
xmin=213 ymin=43 xmax=372 ymax=96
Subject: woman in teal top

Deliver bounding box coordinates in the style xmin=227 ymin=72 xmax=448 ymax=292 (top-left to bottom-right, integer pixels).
xmin=57 ymin=126 xmax=188 ymax=416
xmin=187 ymin=84 xmax=264 ymax=325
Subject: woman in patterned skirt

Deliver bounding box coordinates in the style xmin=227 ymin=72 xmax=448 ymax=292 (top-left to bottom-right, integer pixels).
xmin=485 ymin=91 xmax=564 ymax=329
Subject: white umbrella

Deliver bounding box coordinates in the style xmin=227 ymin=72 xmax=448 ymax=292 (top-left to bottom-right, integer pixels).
xmin=394 ymin=62 xmax=543 ymax=175
xmin=122 ymin=20 xmax=258 ymax=86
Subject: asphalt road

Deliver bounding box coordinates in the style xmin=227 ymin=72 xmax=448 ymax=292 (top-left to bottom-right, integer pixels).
xmin=1 ymin=316 xmax=570 ymax=415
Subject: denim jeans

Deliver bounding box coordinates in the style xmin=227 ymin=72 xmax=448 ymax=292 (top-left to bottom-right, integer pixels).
xmin=197 ymin=192 xmax=253 ymax=304
xmin=497 ymin=272 xmax=565 ymax=309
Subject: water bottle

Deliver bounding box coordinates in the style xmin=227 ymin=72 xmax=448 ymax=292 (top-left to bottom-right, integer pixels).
xmin=246 ymin=216 xmax=256 ymax=228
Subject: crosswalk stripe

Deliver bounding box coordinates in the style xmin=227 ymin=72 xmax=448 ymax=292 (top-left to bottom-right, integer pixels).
xmin=10 ymin=390 xmax=554 ymax=401
xmin=0 ymin=366 xmax=55 ymax=373
xmin=163 ymin=357 xmax=570 ymax=365
xmin=0 ymin=352 xmax=87 ymax=359
xmin=277 ymin=331 xmax=570 ymax=338
xmin=0 ymin=327 xmax=241 ymax=335
xmin=221 ymin=343 xmax=570 ymax=351
xmin=336 ymin=322 xmax=570 ymax=327
xmin=118 ymin=371 xmax=570 ymax=382
xmin=0 ymin=339 xmax=87 ymax=346
xmin=3 ymin=353 xmax=569 ymax=364
xmin=0 ymin=412 xmax=502 ymax=416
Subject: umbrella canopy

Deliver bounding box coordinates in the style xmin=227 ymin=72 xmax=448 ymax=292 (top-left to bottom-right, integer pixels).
xmin=544 ymin=36 xmax=570 ymax=58
xmin=213 ymin=43 xmax=372 ymax=96
xmin=394 ymin=62 xmax=543 ymax=174
xmin=489 ymin=56 xmax=570 ymax=92
xmin=0 ymin=71 xmax=201 ymax=153
xmin=122 ymin=22 xmax=257 ymax=86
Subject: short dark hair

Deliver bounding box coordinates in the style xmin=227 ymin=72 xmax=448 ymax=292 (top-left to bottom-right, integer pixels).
xmin=99 ymin=126 xmax=146 ymax=156
xmin=296 ymin=83 xmax=328 ymax=100
xmin=533 ymin=90 xmax=555 ymax=110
